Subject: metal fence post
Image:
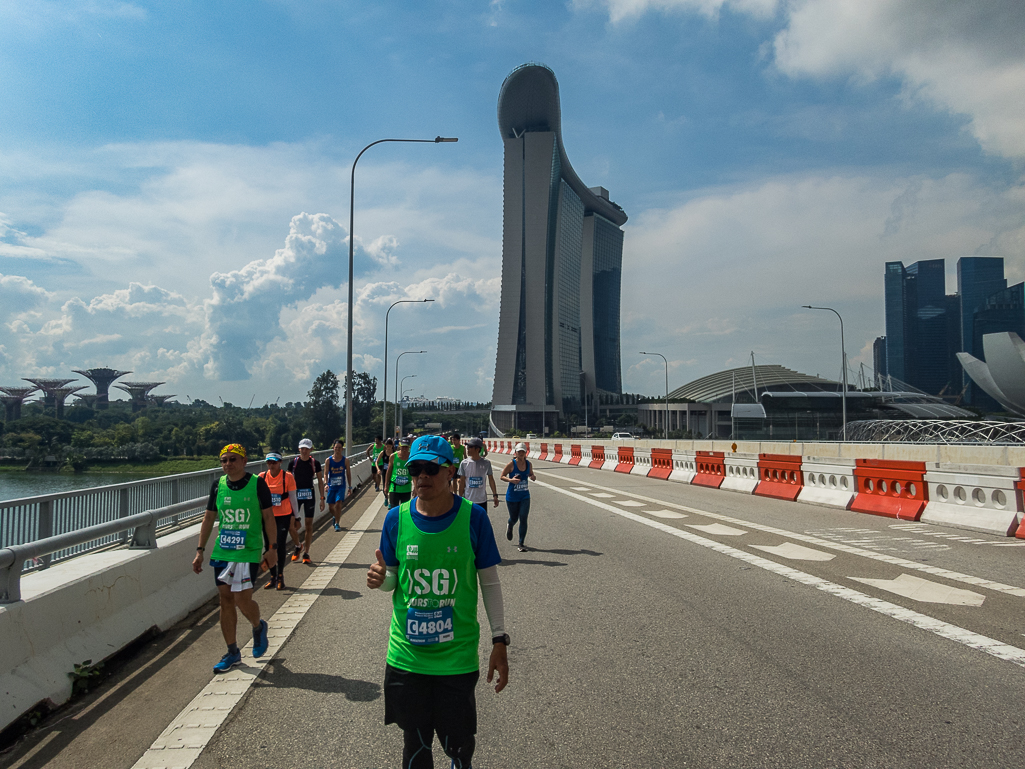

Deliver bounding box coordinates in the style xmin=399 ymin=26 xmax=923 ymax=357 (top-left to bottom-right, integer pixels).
xmin=38 ymin=500 xmax=53 ymax=570
xmin=170 ymin=478 xmax=180 ymax=526
xmin=119 ymin=487 xmax=130 ymax=544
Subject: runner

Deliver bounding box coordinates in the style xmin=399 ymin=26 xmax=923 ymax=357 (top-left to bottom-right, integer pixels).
xmin=288 ymin=438 xmax=325 ymax=565
xmin=325 ymin=438 xmax=352 ymax=532
xmin=384 ymin=438 xmax=413 ymax=509
xmin=259 ymin=452 xmax=298 ymax=590
xmin=458 ymin=436 xmax=499 ymax=511
xmin=367 ymin=436 xmax=386 ymax=492
xmin=499 ymin=442 xmax=536 ymax=552
xmin=366 ymin=434 xmax=509 ymax=769
xmin=448 ymin=432 xmax=465 ymax=492
xmin=192 ymin=443 xmax=275 ymax=672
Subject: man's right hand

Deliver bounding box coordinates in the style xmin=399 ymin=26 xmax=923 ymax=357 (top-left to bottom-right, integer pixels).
xmin=367 ymin=549 xmax=388 ymax=589
xmin=192 ymin=552 xmax=204 ymax=574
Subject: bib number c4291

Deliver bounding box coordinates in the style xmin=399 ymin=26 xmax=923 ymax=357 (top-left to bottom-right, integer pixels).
xmin=218 ymin=529 xmax=246 ymax=550
xmin=405 ymin=607 xmax=454 ymax=645
xmin=296 ymin=488 xmax=313 ymax=500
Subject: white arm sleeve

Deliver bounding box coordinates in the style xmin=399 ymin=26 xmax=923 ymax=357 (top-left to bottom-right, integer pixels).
xmin=478 ymin=565 xmax=505 ymax=636
xmin=379 ymin=566 xmax=398 ymax=592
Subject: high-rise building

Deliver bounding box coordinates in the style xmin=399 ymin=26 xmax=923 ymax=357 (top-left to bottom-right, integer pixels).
xmin=957 ymin=257 xmax=1007 ymax=406
xmin=884 ymin=262 xmax=908 ymax=382
xmin=490 ymin=64 xmax=628 ymax=435
xmin=872 ymin=336 xmax=887 ymax=382
xmin=883 ymin=259 xmax=953 ymax=396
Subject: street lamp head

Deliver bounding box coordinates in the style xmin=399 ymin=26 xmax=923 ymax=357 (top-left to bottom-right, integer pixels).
xmin=801 ymin=305 xmax=812 ymax=309
xmin=423 ymin=298 xmax=435 ymax=302
xmin=435 ymin=137 xmax=458 ymax=143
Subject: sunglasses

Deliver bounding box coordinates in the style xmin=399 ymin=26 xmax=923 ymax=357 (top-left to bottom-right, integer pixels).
xmin=407 ymin=461 xmax=451 ymax=477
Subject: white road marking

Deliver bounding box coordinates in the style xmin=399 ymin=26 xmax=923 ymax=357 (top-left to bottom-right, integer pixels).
xmin=535 ymin=480 xmax=1025 ymax=669
xmin=131 ymin=502 xmax=381 ymax=769
xmin=687 ymin=523 xmax=747 ymax=536
xmin=571 ymin=487 xmax=592 ymax=491
xmin=850 ymin=574 xmax=986 ymax=607
xmin=590 ymin=492 xmax=615 ymax=498
xmin=538 ymin=472 xmax=1025 ymax=598
xmin=751 ymin=542 xmax=835 ymax=562
xmin=614 ymin=500 xmax=645 ymax=507
xmin=644 ymin=509 xmax=688 ymax=519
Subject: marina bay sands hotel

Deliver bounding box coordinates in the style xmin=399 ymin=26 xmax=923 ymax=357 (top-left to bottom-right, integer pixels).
xmin=491 ymin=64 xmax=628 ymax=436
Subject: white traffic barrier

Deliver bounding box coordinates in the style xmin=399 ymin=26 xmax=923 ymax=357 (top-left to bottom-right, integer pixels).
xmin=601 ymin=452 xmax=619 ymax=472
xmin=921 ymin=464 xmax=1023 ymax=536
xmin=669 ymin=451 xmax=697 ymax=484
xmin=797 ymin=457 xmax=856 ymax=509
xmin=722 ymin=453 xmax=760 ymax=494
xmin=631 ymin=448 xmax=651 ymax=476
xmin=560 ymin=445 xmax=573 ymax=464
xmin=528 ymin=444 xmax=541 ymax=460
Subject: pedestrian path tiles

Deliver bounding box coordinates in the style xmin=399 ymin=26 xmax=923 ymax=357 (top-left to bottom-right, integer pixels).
xmin=850 ymin=573 xmax=986 ymax=607
xmin=751 ymin=542 xmax=835 ymax=561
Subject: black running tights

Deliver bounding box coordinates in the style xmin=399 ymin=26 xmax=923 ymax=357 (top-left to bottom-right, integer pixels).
xmin=403 ymin=727 xmax=475 ymax=769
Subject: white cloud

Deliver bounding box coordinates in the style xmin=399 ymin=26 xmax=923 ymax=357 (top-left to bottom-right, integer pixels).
xmin=0 ymin=273 xmax=49 ymax=323
xmin=578 ymin=0 xmax=777 ymax=23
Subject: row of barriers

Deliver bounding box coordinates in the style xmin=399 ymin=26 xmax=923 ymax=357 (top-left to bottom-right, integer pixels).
xmin=486 ymin=441 xmax=1025 ymax=538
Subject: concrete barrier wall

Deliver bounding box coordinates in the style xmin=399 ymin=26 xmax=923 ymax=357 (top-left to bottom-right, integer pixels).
xmin=721 ymin=453 xmax=760 ymax=494
xmin=921 ymin=464 xmax=1023 ymax=536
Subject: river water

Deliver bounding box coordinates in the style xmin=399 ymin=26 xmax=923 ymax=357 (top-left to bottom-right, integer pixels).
xmin=0 ymin=472 xmax=158 ymax=503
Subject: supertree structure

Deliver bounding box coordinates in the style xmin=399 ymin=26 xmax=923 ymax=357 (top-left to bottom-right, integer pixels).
xmin=22 ymin=378 xmax=77 ymax=416
xmin=72 ymin=368 xmax=132 ymax=410
xmin=0 ymin=386 xmax=38 ymax=422
xmin=115 ymin=381 xmax=165 ymax=413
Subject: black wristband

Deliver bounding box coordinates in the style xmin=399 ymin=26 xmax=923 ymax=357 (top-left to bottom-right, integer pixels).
xmin=196 ymin=546 xmax=204 ymax=552
xmin=492 ymin=633 xmax=510 ymax=646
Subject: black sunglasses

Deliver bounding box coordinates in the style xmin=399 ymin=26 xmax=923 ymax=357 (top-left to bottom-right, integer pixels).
xmin=407 ymin=460 xmax=451 ymax=477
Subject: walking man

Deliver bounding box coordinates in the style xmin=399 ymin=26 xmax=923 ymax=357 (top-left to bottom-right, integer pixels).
xmin=192 ymin=443 xmax=275 ymax=672
xmin=367 ymin=435 xmax=509 ymax=768
xmin=367 ymin=436 xmax=386 ymax=492
xmin=384 ymin=438 xmax=413 ymax=509
xmin=288 ymin=438 xmax=324 ymax=564
xmin=325 ymin=438 xmax=352 ymax=532
xmin=259 ymin=452 xmax=298 ymax=590
xmin=448 ymin=432 xmax=465 ymax=492
xmin=457 ymin=436 xmax=499 ymax=510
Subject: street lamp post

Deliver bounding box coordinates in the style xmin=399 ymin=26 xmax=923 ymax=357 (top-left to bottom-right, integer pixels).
xmin=802 ymin=305 xmax=848 ymax=441
xmin=383 ymin=302 xmax=432 ymax=441
xmin=399 ymin=375 xmax=417 ymax=437
xmin=640 ymin=352 xmax=670 ymax=440
xmin=395 ymin=350 xmax=425 ymax=437
xmin=346 ymin=136 xmax=457 ymax=454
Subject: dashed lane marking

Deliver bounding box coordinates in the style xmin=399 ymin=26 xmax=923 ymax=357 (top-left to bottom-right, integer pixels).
xmin=614 ymin=500 xmax=645 ymax=507
xmin=537 ymin=471 xmax=1025 ymax=598
xmin=688 ymin=523 xmax=747 ymax=536
xmin=752 ymin=542 xmax=836 ymax=562
xmin=643 ymin=509 xmax=687 ymax=519
xmin=131 ymin=502 xmax=382 ymax=769
xmin=535 ymin=480 xmax=1025 ymax=669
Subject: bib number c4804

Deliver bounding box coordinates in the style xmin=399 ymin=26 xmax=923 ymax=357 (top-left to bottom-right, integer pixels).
xmin=218 ymin=529 xmax=246 ymax=550
xmin=405 ymin=607 xmax=454 ymax=645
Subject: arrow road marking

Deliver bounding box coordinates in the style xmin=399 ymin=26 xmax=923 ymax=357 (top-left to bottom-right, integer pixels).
xmin=751 ymin=542 xmax=836 ymax=561
xmin=850 ymin=574 xmax=986 ymax=607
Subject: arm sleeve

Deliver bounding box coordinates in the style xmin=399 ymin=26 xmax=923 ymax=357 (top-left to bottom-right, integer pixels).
xmin=255 ymin=476 xmax=274 ymax=510
xmin=379 ymin=566 xmax=398 ymax=592
xmin=478 ymin=565 xmax=505 ymax=636
xmin=206 ymin=480 xmax=219 ymax=512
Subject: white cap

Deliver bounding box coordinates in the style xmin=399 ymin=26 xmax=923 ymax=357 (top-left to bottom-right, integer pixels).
xmin=298 ymin=438 xmax=314 ymax=449
xmin=514 ymin=442 xmax=527 ymax=453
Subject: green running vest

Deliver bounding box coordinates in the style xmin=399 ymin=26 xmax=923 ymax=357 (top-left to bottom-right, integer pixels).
xmin=389 ymin=456 xmax=412 ymax=493
xmin=388 ymin=497 xmax=480 ymax=675
xmin=211 ymin=475 xmax=264 ymax=563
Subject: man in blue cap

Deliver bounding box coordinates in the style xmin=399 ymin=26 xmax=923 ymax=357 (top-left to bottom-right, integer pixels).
xmin=367 ymin=434 xmax=509 ymax=769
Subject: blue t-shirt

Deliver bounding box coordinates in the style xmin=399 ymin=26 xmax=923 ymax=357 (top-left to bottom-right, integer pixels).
xmin=380 ymin=496 xmax=502 ymax=570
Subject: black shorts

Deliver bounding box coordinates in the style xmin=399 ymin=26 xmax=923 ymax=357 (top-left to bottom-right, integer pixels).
xmin=389 ymin=491 xmax=412 ymax=508
xmin=297 ymin=496 xmax=316 ymax=518
xmin=383 ymin=664 xmax=479 ymax=736
xmin=371 ymin=464 xmax=380 ymax=475
xmin=211 ymin=560 xmax=260 ymax=589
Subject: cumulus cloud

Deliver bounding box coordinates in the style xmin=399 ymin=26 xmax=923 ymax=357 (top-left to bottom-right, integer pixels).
xmin=577 ymin=0 xmax=777 ymax=23
xmin=0 ymin=273 xmax=50 ymax=323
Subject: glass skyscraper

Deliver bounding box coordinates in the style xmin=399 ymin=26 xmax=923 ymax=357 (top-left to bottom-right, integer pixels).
xmin=491 ymin=64 xmax=627 ymax=434
xmin=957 ymin=256 xmax=1007 ymax=406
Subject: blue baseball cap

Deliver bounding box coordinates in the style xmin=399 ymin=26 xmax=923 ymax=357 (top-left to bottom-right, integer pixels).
xmin=407 ymin=435 xmax=456 ymax=465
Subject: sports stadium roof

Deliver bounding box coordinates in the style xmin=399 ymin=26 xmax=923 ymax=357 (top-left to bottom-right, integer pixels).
xmin=669 ymin=365 xmax=840 ymax=403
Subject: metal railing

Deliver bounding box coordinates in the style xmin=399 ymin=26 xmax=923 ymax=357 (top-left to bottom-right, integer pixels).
xmin=0 ymin=446 xmax=368 ymax=573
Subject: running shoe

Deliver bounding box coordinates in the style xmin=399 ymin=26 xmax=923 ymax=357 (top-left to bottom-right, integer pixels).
xmin=506 ymin=524 xmax=513 ymax=541
xmin=252 ymin=619 xmax=269 ymax=658
xmin=264 ymin=577 xmax=276 ymax=590
xmin=213 ymin=649 xmax=242 ymax=674
xmin=276 ymin=576 xmax=285 ymax=591
xmin=333 ymin=522 xmax=341 ymax=532
xmin=291 ymin=546 xmax=301 ymax=562
xmin=517 ymin=545 xmax=528 ymax=552
xmin=302 ymin=553 xmax=312 ymax=565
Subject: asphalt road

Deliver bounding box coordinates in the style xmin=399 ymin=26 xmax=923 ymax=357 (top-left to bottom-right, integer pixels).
xmin=5 ymin=460 xmax=1025 ymax=768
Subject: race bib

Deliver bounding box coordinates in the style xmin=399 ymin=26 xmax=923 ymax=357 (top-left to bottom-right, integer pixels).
xmin=405 ymin=607 xmax=454 ymax=645
xmin=468 ymin=476 xmax=484 ymax=488
xmin=515 ymin=480 xmax=528 ymax=491
xmin=218 ymin=529 xmax=246 ymax=550
xmin=394 ymin=473 xmax=410 ymax=487
xmin=330 ymin=476 xmax=343 ymax=486
xmin=296 ymin=488 xmax=313 ymax=500
xmin=270 ymin=493 xmax=282 ymax=507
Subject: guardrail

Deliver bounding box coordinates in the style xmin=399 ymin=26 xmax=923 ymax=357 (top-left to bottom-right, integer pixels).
xmin=0 ymin=446 xmax=366 ymax=573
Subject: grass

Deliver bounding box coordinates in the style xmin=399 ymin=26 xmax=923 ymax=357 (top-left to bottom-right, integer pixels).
xmin=0 ymin=457 xmax=221 ymax=475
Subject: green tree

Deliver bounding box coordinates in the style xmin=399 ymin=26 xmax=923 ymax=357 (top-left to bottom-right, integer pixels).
xmin=341 ymin=371 xmax=378 ymax=443
xmin=306 ymin=370 xmax=343 ymax=448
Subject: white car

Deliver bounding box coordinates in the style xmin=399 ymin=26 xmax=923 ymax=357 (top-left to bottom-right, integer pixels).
xmin=611 ymin=432 xmax=633 ymax=440
xmin=525 ymin=433 xmax=537 ymax=439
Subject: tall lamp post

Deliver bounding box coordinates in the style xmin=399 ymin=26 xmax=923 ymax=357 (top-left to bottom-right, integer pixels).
xmin=346 ymin=136 xmax=457 ymax=454
xmin=399 ymin=375 xmax=417 ymax=437
xmin=640 ymin=352 xmax=670 ymax=440
xmin=802 ymin=305 xmax=848 ymax=441
xmin=382 ymin=301 xmax=432 ymax=441
xmin=395 ymin=350 xmax=425 ymax=437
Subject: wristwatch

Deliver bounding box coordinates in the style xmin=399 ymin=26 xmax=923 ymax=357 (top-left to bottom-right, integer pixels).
xmin=492 ymin=633 xmax=510 ymax=646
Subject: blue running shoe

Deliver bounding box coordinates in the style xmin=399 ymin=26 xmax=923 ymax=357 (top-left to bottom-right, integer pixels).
xmin=213 ymin=649 xmax=242 ymax=674
xmin=333 ymin=522 xmax=341 ymax=532
xmin=253 ymin=619 xmax=269 ymax=658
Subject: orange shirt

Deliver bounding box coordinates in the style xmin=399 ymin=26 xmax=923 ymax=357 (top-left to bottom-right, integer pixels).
xmin=260 ymin=470 xmax=297 ymax=516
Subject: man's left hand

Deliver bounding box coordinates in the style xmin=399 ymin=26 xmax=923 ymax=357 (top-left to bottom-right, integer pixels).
xmin=487 ymin=644 xmax=508 ymax=693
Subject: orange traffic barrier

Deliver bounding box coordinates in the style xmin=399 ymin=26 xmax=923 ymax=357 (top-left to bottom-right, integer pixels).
xmin=850 ymin=459 xmax=928 ymax=520
xmin=553 ymin=443 xmax=563 ymax=462
xmin=692 ymin=451 xmax=725 ymax=488
xmin=589 ymin=445 xmax=606 ymax=469
xmin=569 ymin=445 xmax=583 ymax=466
xmin=1015 ymin=470 xmax=1025 ymax=539
xmin=755 ymin=454 xmax=804 ymax=501
xmin=615 ymin=446 xmax=634 ymax=473
xmin=538 ymin=443 xmax=548 ymax=461
xmin=648 ymin=448 xmax=673 ymax=480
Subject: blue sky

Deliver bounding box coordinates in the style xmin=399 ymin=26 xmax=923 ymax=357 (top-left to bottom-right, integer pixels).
xmin=1 ymin=0 xmax=1023 ymax=406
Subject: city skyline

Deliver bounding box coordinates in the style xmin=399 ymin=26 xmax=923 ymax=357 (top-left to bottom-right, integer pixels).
xmin=0 ymin=1 xmax=1023 ymax=405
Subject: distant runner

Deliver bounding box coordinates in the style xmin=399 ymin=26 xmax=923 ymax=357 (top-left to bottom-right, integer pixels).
xmin=458 ymin=436 xmax=499 ymax=510
xmin=448 ymin=432 xmax=465 ymax=492
xmin=384 ymin=438 xmax=413 ymax=509
xmin=288 ymin=438 xmax=325 ymax=565
xmin=259 ymin=452 xmax=298 ymax=590
xmin=500 ymin=442 xmax=536 ymax=552
xmin=325 ymin=438 xmax=352 ymax=532
xmin=366 ymin=435 xmax=509 ymax=769
xmin=367 ymin=437 xmax=386 ymax=492
xmin=192 ymin=443 xmax=274 ymax=672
